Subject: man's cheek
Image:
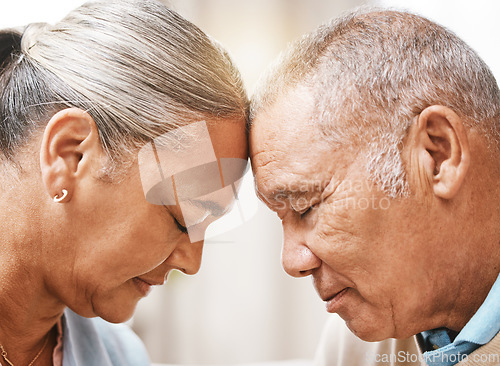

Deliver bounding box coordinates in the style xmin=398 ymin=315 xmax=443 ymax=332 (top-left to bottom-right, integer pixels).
xmin=316 ymin=214 xmax=376 ymax=262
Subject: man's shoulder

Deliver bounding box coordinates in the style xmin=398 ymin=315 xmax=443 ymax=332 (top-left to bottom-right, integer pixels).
xmin=63 ymin=308 xmax=151 ymax=366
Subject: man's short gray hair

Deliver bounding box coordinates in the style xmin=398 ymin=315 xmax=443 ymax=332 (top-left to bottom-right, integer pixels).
xmin=0 ymin=0 xmax=247 ymax=178
xmin=251 ymin=9 xmax=500 ymax=197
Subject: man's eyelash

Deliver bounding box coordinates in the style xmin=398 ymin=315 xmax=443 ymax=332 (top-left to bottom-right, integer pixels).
xmin=300 ymin=207 xmax=313 ymax=218
xmin=299 ymin=203 xmax=319 ymax=218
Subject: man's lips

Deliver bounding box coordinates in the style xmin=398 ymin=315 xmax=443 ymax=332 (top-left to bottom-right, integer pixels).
xmin=324 ymin=288 xmax=349 ymax=313
xmin=321 ymin=288 xmax=348 ymax=302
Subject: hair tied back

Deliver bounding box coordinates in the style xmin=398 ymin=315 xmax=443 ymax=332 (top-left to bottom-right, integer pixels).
xmin=20 ymin=22 xmax=50 ymax=58
xmin=0 ymin=29 xmax=23 ymax=72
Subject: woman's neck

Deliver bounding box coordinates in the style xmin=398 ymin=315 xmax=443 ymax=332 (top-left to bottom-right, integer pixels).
xmin=0 ymin=251 xmax=65 ymax=365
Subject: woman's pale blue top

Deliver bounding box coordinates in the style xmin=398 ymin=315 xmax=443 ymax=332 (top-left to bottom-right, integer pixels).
xmin=62 ymin=308 xmax=151 ymax=366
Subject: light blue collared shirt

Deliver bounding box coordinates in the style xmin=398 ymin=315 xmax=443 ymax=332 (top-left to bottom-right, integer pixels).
xmin=62 ymin=309 xmax=151 ymax=366
xmin=421 ymin=273 xmax=500 ymax=366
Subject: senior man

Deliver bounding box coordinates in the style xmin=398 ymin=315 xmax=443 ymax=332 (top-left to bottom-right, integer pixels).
xmin=250 ymin=9 xmax=500 ymax=366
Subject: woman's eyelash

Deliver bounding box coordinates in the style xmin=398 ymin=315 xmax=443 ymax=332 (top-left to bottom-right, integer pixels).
xmin=162 ymin=202 xmax=188 ymax=234
xmin=174 ymin=217 xmax=188 ymax=234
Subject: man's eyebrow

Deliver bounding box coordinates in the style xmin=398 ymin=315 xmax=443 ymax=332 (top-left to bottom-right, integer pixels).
xmin=268 ymin=186 xmax=322 ymax=200
xmin=270 ymin=189 xmax=295 ymax=200
xmin=255 ymin=185 xmax=291 ymax=202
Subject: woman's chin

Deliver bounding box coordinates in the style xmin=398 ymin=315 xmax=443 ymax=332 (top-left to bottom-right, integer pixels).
xmin=67 ymin=301 xmax=137 ymax=323
xmin=94 ymin=306 xmax=137 ymax=323
xmin=70 ymin=294 xmax=140 ymax=323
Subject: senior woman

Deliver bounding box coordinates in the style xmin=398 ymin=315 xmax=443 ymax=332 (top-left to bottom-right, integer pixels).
xmin=0 ymin=0 xmax=248 ymax=365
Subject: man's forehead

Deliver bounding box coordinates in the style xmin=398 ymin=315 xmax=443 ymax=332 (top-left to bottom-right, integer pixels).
xmin=250 ymin=118 xmax=299 ymax=166
xmin=250 ymin=85 xmax=316 ymax=153
xmin=251 ymin=84 xmax=352 ymax=203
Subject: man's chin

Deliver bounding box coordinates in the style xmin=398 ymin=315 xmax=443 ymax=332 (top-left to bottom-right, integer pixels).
xmin=343 ymin=318 xmax=395 ymax=342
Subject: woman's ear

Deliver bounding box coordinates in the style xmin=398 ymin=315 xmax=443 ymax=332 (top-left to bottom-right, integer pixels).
xmin=40 ymin=108 xmax=103 ymax=202
xmin=409 ymin=105 xmax=470 ymax=199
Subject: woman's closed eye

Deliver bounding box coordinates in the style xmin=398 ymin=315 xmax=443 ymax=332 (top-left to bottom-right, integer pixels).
xmin=161 ymin=203 xmax=188 ymax=234
xmin=174 ymin=217 xmax=188 ymax=234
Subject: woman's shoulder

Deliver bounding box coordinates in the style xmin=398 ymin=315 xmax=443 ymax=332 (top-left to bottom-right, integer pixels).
xmin=62 ymin=308 xmax=151 ymax=366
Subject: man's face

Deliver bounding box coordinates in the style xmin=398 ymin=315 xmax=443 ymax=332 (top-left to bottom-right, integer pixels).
xmin=250 ymin=87 xmax=462 ymax=341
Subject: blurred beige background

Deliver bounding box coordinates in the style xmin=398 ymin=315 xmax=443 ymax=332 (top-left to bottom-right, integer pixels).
xmin=1 ymin=0 xmax=499 ymax=365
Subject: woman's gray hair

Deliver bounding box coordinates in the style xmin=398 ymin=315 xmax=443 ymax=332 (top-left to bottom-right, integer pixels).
xmin=251 ymin=8 xmax=500 ymax=197
xmin=0 ymin=0 xmax=247 ymax=177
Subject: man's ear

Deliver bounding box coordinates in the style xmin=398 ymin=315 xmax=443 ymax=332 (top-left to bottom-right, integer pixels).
xmin=411 ymin=105 xmax=470 ymax=199
xmin=40 ymin=108 xmax=102 ymax=202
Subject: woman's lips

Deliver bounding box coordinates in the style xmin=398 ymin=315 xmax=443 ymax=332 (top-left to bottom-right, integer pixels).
xmin=132 ymin=277 xmax=153 ymax=296
xmin=326 ymin=288 xmax=348 ymax=313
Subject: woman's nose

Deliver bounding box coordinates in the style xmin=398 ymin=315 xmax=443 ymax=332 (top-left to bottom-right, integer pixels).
xmin=166 ymin=238 xmax=204 ymax=275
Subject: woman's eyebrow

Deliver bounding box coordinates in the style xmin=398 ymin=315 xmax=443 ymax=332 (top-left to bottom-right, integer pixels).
xmin=188 ymin=199 xmax=226 ymax=217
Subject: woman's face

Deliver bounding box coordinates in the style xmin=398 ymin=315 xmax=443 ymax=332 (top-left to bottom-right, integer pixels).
xmin=47 ymin=119 xmax=247 ymax=323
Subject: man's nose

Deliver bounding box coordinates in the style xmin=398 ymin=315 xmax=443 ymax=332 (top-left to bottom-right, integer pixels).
xmin=166 ymin=238 xmax=204 ymax=275
xmin=281 ymin=219 xmax=321 ymax=277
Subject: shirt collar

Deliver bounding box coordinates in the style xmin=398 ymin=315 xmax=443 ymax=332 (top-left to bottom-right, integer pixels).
xmin=455 ymin=272 xmax=500 ymax=345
